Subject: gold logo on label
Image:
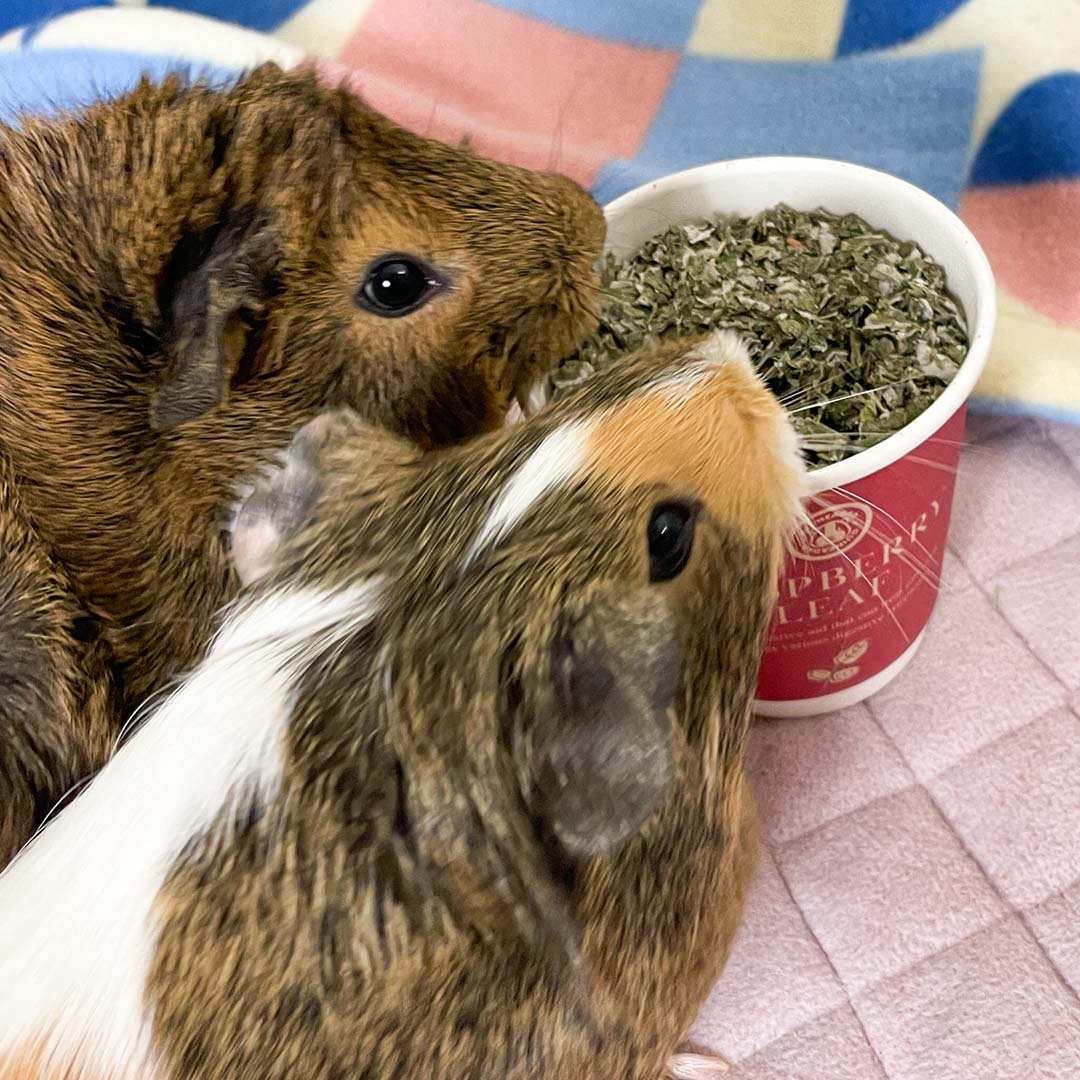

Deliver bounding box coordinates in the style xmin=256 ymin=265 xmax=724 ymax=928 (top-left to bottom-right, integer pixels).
xmin=807 ymin=639 xmax=870 ymax=686
xmin=791 ymin=502 xmax=873 ymax=562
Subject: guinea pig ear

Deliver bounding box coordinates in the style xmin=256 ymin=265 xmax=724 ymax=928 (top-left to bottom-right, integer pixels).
xmin=535 ymin=592 xmax=678 ymax=859
xmin=229 ymin=409 xmax=367 ymax=586
xmin=150 ymin=211 xmax=282 ymax=431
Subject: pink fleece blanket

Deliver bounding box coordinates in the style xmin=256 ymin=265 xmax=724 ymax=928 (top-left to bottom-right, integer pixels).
xmin=694 ymin=412 xmax=1080 ymax=1076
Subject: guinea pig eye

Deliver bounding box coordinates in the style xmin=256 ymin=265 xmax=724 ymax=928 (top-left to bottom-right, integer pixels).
xmin=357 ymin=255 xmax=442 ymax=317
xmin=647 ymin=501 xmax=698 ymax=583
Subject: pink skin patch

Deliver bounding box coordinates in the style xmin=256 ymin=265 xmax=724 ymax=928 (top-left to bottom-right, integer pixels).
xmin=324 ymin=0 xmax=677 ymax=187
xmin=960 ymin=179 xmax=1080 ymax=326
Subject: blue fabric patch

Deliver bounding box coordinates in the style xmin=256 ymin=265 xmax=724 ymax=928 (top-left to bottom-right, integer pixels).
xmin=0 ymin=49 xmax=240 ymax=121
xmin=836 ymin=0 xmax=968 ymax=57
xmin=968 ymin=394 xmax=1080 ymax=428
xmin=592 ymin=50 xmax=982 ymax=210
xmin=146 ymin=0 xmax=310 ymax=35
xmin=0 ymin=0 xmax=110 ymax=38
xmin=970 ymin=72 xmax=1080 ymax=186
xmin=478 ymin=0 xmax=701 ymax=49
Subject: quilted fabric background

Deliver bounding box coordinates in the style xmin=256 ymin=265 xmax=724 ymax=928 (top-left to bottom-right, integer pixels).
xmin=695 ymin=410 xmax=1080 ymax=1077
xmin=0 ymin=2 xmax=1078 ymax=1075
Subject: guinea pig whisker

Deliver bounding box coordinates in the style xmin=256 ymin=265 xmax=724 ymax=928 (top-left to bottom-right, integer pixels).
xmin=422 ymin=94 xmax=443 ymax=138
xmin=808 ymin=489 xmax=943 ymax=590
xmin=13 ymin=769 xmax=102 ymax=862
xmin=592 ymin=289 xmax=627 ymax=312
xmin=900 ymin=455 xmax=964 ymax=476
xmin=114 ymin=682 xmax=177 ymax=751
xmin=788 ymin=380 xmax=910 ymax=414
xmin=802 ymin=519 xmax=910 ymax=645
xmin=821 ymin=486 xmax=938 ymax=564
xmin=858 ymin=520 xmax=942 ymax=590
xmin=800 ymin=436 xmax=967 ymax=477
xmin=123 ymin=613 xmax=208 ymax=631
xmin=916 ymin=438 xmax=998 ymax=458
xmin=778 ymin=373 xmax=849 ymax=408
xmin=547 ymin=98 xmax=567 ymax=175
xmin=805 ymin=431 xmax=998 ymax=462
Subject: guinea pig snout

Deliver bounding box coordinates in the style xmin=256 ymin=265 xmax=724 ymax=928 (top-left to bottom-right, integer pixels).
xmin=573 ymin=330 xmax=807 ymax=543
xmin=539 ymin=172 xmax=606 ymax=254
xmin=571 ymin=187 xmax=607 ymax=261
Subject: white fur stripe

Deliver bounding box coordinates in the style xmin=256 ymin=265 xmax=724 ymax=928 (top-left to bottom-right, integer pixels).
xmin=462 ymin=420 xmax=593 ymax=567
xmin=647 ymin=330 xmax=756 ymax=406
xmin=0 ymin=580 xmax=384 ymax=1076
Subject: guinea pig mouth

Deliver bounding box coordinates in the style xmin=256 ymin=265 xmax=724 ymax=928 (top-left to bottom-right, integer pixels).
xmin=504 ymin=374 xmax=553 ymax=427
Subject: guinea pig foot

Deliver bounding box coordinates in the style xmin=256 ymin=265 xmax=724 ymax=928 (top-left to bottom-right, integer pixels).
xmin=666 ymin=1050 xmax=731 ymax=1078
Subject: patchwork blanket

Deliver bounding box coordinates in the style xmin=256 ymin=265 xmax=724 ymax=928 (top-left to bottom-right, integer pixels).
xmin=2 ymin=4 xmax=1080 ymax=1078
xmin=2 ymin=1 xmax=1079 ymax=424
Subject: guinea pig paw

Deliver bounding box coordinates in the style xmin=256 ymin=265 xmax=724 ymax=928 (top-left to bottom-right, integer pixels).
xmin=666 ymin=1051 xmax=731 ymax=1079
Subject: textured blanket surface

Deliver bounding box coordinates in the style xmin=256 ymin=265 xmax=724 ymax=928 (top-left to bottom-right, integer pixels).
xmin=700 ymin=410 xmax=1080 ymax=1077
xmin=1 ymin=4 xmax=1079 ymax=1076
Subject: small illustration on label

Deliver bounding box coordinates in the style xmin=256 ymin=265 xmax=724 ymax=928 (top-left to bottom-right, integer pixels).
xmin=807 ymin=638 xmax=870 ymax=685
xmin=791 ymin=502 xmax=873 ymax=562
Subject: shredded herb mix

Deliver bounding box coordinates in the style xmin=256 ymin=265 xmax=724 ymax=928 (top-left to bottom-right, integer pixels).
xmin=556 ymin=204 xmax=970 ymax=469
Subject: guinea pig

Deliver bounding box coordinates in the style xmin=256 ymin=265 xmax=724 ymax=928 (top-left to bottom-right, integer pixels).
xmin=0 ymin=62 xmax=604 ymax=865
xmin=0 ymin=329 xmax=805 ymax=1080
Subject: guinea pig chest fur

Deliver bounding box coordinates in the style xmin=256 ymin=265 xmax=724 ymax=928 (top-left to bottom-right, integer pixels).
xmin=0 ymin=63 xmax=604 ymax=867
xmin=0 ymin=330 xmax=805 ymax=1080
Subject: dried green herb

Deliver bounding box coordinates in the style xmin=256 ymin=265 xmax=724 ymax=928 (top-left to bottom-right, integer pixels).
xmin=556 ymin=204 xmax=969 ymax=469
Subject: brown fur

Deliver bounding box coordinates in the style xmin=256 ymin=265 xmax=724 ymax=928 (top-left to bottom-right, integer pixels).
xmin=587 ymin=338 xmax=802 ymax=540
xmin=0 ymin=459 xmax=118 ymax=867
xmin=0 ymin=63 xmax=603 ymax=864
xmin=145 ymin=334 xmax=804 ymax=1077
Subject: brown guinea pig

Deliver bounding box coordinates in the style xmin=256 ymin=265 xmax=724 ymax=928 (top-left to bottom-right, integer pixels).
xmin=0 ymin=329 xmax=805 ymax=1080
xmin=0 ymin=61 xmax=604 ymax=865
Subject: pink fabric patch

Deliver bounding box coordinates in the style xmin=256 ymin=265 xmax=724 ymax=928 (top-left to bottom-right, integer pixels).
xmin=778 ymin=787 xmax=1005 ymax=994
xmin=331 ymin=0 xmax=677 ymax=186
xmin=870 ymin=587 xmax=1064 ymax=782
xmin=734 ymin=1006 xmax=887 ymax=1080
xmin=994 ymin=533 xmax=1080 ymax=691
xmin=747 ymin=705 xmax=912 ymax=847
xmin=854 ymin=917 xmax=1080 ymax=1080
xmin=688 ymin=851 xmax=845 ymax=1062
xmin=1028 ymin=879 xmax=1080 ymax=997
xmin=960 ymin=180 xmax=1080 ymax=326
xmin=930 ymin=709 xmax=1080 ymax=909
xmin=949 ymin=420 xmax=1080 ymax=581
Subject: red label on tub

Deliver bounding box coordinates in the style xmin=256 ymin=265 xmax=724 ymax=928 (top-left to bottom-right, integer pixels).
xmin=756 ymin=406 xmax=968 ymax=704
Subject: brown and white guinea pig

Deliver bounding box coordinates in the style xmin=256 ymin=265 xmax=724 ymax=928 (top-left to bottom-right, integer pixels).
xmin=0 ymin=329 xmax=804 ymax=1080
xmin=0 ymin=61 xmax=604 ymax=865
